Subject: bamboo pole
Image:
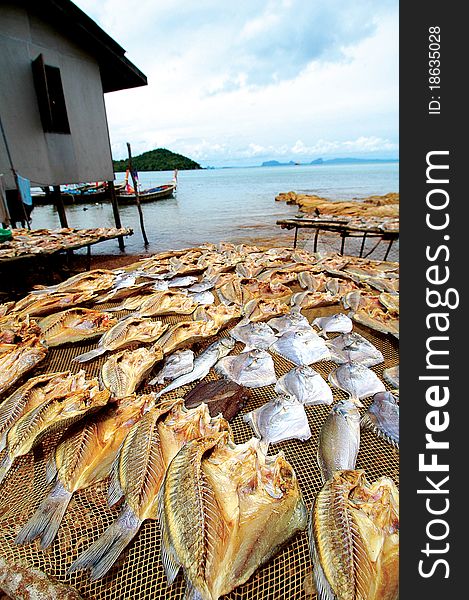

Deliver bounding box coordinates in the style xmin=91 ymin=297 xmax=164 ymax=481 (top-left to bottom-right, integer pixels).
xmin=126 ymin=142 xmax=149 ymax=247
xmin=107 ymin=180 xmax=125 ymax=250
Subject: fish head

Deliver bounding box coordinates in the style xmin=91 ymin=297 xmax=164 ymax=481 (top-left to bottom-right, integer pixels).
xmin=332 ymin=399 xmax=362 ymax=421
xmin=218 ymin=337 xmax=236 ymax=356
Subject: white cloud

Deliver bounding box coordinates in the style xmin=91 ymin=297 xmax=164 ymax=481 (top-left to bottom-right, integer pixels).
xmin=73 ymin=0 xmax=399 ymax=165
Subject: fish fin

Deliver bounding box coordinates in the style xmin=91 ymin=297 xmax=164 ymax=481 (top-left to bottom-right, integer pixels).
xmin=309 ymin=522 xmax=336 ymax=600
xmin=157 ymin=482 xmax=181 ymax=585
xmin=348 ymin=395 xmax=364 ymax=408
xmin=0 ymin=453 xmax=13 ymax=486
xmin=68 ymin=504 xmax=142 ymax=580
xmin=73 ymin=347 xmax=106 ymax=363
xmin=183 ymin=579 xmax=204 ymax=600
xmin=107 ymin=454 xmax=124 ymax=507
xmin=45 ymin=454 xmax=58 ymax=485
xmin=15 ymin=481 xmax=72 ymax=549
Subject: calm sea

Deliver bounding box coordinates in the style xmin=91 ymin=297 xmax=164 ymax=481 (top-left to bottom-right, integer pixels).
xmin=30 ymin=163 xmax=398 ymax=255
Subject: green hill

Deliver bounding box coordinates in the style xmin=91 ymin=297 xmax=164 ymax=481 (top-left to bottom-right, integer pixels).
xmin=113 ymin=148 xmax=201 ymax=172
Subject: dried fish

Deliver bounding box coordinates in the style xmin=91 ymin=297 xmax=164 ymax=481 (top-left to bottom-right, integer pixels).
xmin=100 ymin=345 xmax=163 ymax=398
xmin=15 ymin=393 xmax=154 ymax=548
xmin=136 ymin=290 xmax=198 ymax=317
xmin=187 ymin=280 xmax=215 ymax=293
xmin=215 ymin=348 xmax=277 ymax=388
xmin=383 ymin=365 xmax=399 ymax=388
xmin=317 ymin=399 xmax=361 ymax=483
xmin=326 ymin=332 xmax=384 ymax=367
xmin=189 ymin=290 xmax=215 ymax=305
xmin=217 ymin=276 xmax=244 ymax=306
xmin=32 ymin=269 xmax=116 ymax=295
xmin=0 ymin=373 xmax=110 ymax=486
xmin=74 ymin=316 xmax=168 ymax=363
xmin=158 ymin=435 xmax=307 ymax=600
xmin=243 ymin=395 xmax=311 ymax=444
xmin=192 ymin=304 xmax=241 ymax=329
xmin=308 ymin=470 xmax=399 ymax=600
xmin=167 ymin=275 xmax=199 ymax=288
xmin=312 ymin=313 xmax=353 ymax=337
xmin=275 ymin=366 xmax=333 ymax=405
xmin=379 ymin=292 xmax=399 ymax=314
xmin=328 ymin=362 xmax=385 ymax=403
xmin=229 ymin=320 xmax=277 ymax=351
xmin=243 ymin=298 xmax=290 ymax=323
xmin=158 ymin=320 xmax=220 ymax=355
xmin=155 ymin=338 xmax=235 ymax=398
xmin=267 ymin=312 xmax=312 ymax=334
xmin=69 ymin=400 xmax=230 ymax=580
xmin=149 ymin=349 xmax=195 ymax=385
xmin=184 ymin=380 xmax=251 ymax=421
xmin=291 ymin=291 xmax=338 ymax=310
xmin=361 ymin=391 xmax=399 ymax=448
xmin=270 ymin=330 xmax=330 ymax=365
xmin=0 ymin=335 xmax=48 ymax=398
xmin=38 ymin=308 xmax=117 ymax=347
xmin=13 ymin=290 xmax=97 ymax=318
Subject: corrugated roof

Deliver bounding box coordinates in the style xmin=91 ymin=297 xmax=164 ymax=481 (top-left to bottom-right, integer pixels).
xmin=24 ymin=0 xmax=147 ymax=92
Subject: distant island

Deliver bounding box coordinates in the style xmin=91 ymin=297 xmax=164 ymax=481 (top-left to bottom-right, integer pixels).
xmin=113 ymin=148 xmax=201 ymax=172
xmin=261 ymin=157 xmax=398 ymax=167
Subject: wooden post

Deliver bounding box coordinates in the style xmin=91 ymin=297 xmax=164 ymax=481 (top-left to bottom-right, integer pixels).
xmin=127 ymin=142 xmax=149 ymax=247
xmin=52 ymin=185 xmax=68 ymax=227
xmin=107 ymin=180 xmax=125 ymax=250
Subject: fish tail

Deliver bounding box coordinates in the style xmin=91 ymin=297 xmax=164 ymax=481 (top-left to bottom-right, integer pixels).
xmin=73 ymin=347 xmax=106 ymax=363
xmin=0 ymin=453 xmax=13 ymax=486
xmin=68 ymin=504 xmax=142 ymax=580
xmin=15 ymin=481 xmax=72 ymax=548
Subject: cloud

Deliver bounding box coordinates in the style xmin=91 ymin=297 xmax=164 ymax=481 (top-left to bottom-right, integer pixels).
xmin=73 ymin=0 xmax=398 ymax=165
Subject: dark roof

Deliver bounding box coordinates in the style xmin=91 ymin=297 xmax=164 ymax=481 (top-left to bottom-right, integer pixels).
xmin=24 ymin=0 xmax=147 ymax=92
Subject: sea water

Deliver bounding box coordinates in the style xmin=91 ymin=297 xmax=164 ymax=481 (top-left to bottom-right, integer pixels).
xmin=30 ymin=162 xmax=398 ymax=254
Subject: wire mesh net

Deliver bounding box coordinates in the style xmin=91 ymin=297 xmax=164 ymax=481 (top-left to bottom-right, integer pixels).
xmin=0 ymin=302 xmax=398 ymax=600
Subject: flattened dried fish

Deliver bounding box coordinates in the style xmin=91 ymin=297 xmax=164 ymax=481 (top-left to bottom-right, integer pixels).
xmin=155 ymin=338 xmax=235 ymax=398
xmin=379 ymin=292 xmax=399 ymax=314
xmin=101 ymin=345 xmax=163 ymax=398
xmin=361 ymin=391 xmax=399 ymax=448
xmin=158 ymin=435 xmax=307 ymax=599
xmin=243 ymin=395 xmax=311 ymax=444
xmin=308 ymin=470 xmax=399 ymax=600
xmin=243 ymin=298 xmax=290 ymax=323
xmin=167 ymin=275 xmax=199 ymax=288
xmin=136 ymin=290 xmax=198 ymax=317
xmin=383 ymin=365 xmax=399 ymax=388
xmin=317 ymin=399 xmax=361 ymax=483
xmin=184 ymin=379 xmax=251 ymax=421
xmin=0 ymin=373 xmax=110 ymax=486
xmin=38 ymin=308 xmax=117 ymax=347
xmin=229 ymin=320 xmax=277 ymax=351
xmin=189 ymin=290 xmax=215 ymax=305
xmin=291 ymin=291 xmax=338 ymax=310
xmin=74 ymin=316 xmax=168 ymax=363
xmin=32 ymin=269 xmax=116 ymax=295
xmin=328 ymin=362 xmax=385 ymax=403
xmin=312 ymin=313 xmax=353 ymax=337
xmin=192 ymin=304 xmax=241 ymax=329
xmin=326 ymin=332 xmax=384 ymax=367
xmin=148 ymin=349 xmax=195 ymax=385
xmin=270 ymin=330 xmax=330 ymax=365
xmin=69 ymin=400 xmax=230 ymax=580
xmin=158 ymin=320 xmax=220 ymax=355
xmin=0 ymin=335 xmax=47 ymax=398
xmin=241 ymin=279 xmax=292 ymax=302
xmin=13 ymin=291 xmax=96 ymax=318
xmin=267 ymin=312 xmax=311 ymax=334
xmin=15 ymin=393 xmax=154 ymax=548
xmin=187 ymin=280 xmax=215 ymax=293
xmin=217 ymin=276 xmax=244 ymax=306
xmin=275 ymin=366 xmax=333 ymax=405
xmin=215 ymin=348 xmax=276 ymax=388
xmin=0 ymin=372 xmax=70 ymax=451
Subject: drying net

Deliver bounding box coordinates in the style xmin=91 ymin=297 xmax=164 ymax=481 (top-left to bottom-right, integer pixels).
xmin=0 ymin=302 xmax=398 ymax=600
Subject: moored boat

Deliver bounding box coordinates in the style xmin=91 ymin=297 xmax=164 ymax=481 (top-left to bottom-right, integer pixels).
xmin=116 ymin=182 xmax=176 ymax=204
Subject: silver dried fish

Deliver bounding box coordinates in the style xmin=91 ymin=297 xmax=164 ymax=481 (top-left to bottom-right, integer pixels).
xmin=215 ymin=349 xmax=277 ymax=388
xmin=229 ymin=321 xmax=277 ymax=351
xmin=270 ymin=330 xmax=330 ymax=365
xmin=149 ymin=350 xmax=195 ymax=385
xmin=328 ymin=362 xmax=385 ymax=403
xmin=275 ymin=366 xmax=333 ymax=406
xmin=326 ymin=332 xmax=384 ymax=367
xmin=361 ymin=391 xmax=399 ymax=448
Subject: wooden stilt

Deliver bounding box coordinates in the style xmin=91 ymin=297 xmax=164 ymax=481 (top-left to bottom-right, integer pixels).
xmin=108 ymin=180 xmax=125 ymax=251
xmin=127 ymin=143 xmax=149 ymax=247
xmin=313 ymin=228 xmax=320 ymax=252
xmin=52 ymin=185 xmax=68 ymax=227
xmin=359 ymin=232 xmax=367 ymax=257
xmin=293 ymin=226 xmax=299 ymax=248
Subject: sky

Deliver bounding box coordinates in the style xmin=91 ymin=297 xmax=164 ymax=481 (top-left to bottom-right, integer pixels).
xmin=73 ymin=0 xmax=398 ymax=167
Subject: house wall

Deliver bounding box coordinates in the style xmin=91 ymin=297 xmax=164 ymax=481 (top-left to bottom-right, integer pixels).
xmin=0 ymin=2 xmax=115 ymax=189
